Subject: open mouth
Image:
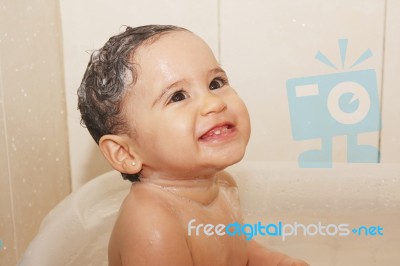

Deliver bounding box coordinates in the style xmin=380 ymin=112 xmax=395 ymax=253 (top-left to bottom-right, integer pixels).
xmin=199 ymin=123 xmax=235 ymax=141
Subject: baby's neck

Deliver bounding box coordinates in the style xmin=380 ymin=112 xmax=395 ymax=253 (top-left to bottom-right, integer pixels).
xmin=140 ymin=173 xmax=219 ymax=206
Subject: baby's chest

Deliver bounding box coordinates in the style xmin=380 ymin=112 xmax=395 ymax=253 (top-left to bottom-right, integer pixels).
xmin=178 ymin=189 xmax=247 ymax=264
xmin=179 ymin=186 xmax=242 ymax=224
xmin=186 ymin=222 xmax=248 ymax=266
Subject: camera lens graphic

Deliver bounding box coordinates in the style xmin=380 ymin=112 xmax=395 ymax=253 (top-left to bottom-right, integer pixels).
xmin=327 ymin=81 xmax=371 ymax=125
xmin=286 ymin=38 xmax=381 ymax=167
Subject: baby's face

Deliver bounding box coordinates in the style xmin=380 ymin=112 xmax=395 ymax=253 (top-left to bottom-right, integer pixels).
xmin=123 ymin=31 xmax=250 ymax=179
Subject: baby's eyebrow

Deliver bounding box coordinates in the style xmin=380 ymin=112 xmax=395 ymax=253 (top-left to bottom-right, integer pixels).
xmin=209 ymin=66 xmax=227 ymax=76
xmin=152 ymin=79 xmax=186 ymax=107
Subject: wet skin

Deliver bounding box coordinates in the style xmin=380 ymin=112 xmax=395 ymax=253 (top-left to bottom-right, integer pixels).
xmin=101 ymin=30 xmax=308 ymax=266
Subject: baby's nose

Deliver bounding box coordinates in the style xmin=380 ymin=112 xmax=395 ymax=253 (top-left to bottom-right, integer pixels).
xmin=200 ymin=92 xmax=227 ymax=116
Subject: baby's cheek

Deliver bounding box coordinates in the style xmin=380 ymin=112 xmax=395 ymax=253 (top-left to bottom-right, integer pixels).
xmin=235 ymin=101 xmax=251 ymax=130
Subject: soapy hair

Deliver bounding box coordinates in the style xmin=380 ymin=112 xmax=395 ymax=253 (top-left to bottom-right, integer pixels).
xmin=77 ymin=25 xmax=187 ymax=182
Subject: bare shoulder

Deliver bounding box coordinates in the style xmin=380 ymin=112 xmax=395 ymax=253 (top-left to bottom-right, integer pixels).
xmin=216 ymin=170 xmax=238 ymax=188
xmin=109 ymin=184 xmax=193 ymax=266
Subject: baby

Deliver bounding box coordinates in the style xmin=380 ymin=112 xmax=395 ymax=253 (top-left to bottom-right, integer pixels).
xmin=78 ymin=25 xmax=308 ymax=266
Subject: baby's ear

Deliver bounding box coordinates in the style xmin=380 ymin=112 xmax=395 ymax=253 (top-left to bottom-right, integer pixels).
xmin=99 ymin=134 xmax=142 ymax=174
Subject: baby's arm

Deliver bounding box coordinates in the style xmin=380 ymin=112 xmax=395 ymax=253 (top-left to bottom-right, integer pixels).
xmin=247 ymin=240 xmax=309 ymax=266
xmin=111 ymin=196 xmax=193 ymax=266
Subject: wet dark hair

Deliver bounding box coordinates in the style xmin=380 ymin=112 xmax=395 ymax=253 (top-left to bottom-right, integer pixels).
xmin=77 ymin=25 xmax=187 ymax=182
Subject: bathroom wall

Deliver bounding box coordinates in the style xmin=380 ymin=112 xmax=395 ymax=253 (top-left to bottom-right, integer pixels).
xmin=61 ymin=0 xmax=399 ymax=189
xmin=220 ymin=0 xmax=385 ymax=163
xmin=0 ymin=0 xmax=71 ymax=264
xmin=380 ymin=0 xmax=400 ymax=162
xmin=220 ymin=0 xmax=400 ymax=164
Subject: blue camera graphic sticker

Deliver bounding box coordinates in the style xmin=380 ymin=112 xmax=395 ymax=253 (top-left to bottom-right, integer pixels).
xmin=286 ymin=39 xmax=381 ymax=168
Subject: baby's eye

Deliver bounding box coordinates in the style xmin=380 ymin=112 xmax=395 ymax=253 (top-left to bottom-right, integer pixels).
xmin=168 ymin=90 xmax=189 ymax=104
xmin=209 ymin=78 xmax=227 ymax=90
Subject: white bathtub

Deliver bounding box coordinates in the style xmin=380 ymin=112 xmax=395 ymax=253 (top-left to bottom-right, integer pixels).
xmin=19 ymin=162 xmax=400 ymax=266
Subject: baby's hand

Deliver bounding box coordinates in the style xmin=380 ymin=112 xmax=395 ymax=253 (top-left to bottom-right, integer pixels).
xmin=277 ymin=256 xmax=309 ymax=266
xmin=247 ymin=240 xmax=310 ymax=266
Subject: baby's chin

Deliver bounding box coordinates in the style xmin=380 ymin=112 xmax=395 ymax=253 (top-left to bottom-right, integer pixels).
xmin=200 ymin=134 xmax=249 ymax=162
xmin=208 ymin=149 xmax=247 ymax=171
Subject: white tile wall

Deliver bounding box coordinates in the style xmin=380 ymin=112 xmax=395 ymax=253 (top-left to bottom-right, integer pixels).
xmin=0 ymin=1 xmax=71 ymax=263
xmin=380 ymin=0 xmax=400 ymax=163
xmin=220 ymin=0 xmax=386 ymax=163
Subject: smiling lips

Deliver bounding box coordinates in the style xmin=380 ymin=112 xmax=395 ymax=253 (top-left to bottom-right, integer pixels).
xmin=199 ymin=123 xmax=236 ymax=141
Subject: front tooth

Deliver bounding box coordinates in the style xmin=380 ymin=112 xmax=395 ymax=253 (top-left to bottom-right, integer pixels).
xmin=214 ymin=130 xmax=221 ymax=135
